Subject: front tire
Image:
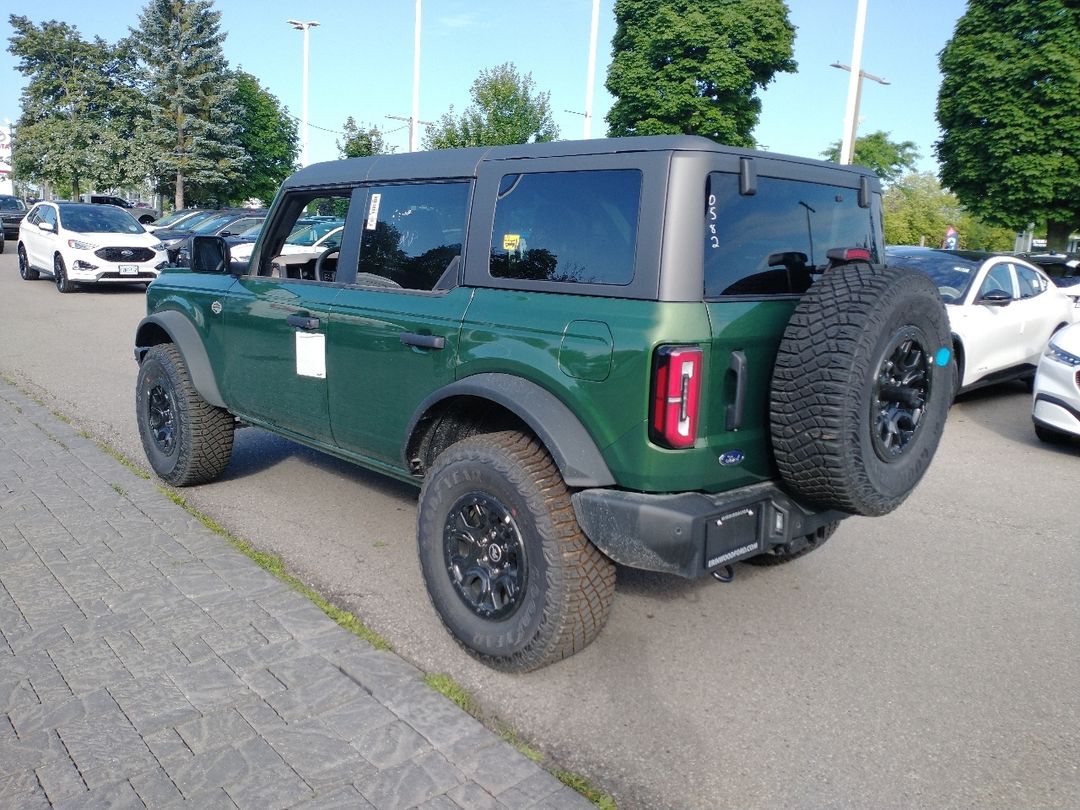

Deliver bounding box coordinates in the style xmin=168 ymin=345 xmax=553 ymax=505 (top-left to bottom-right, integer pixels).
xmin=18 ymin=244 xmax=39 ymax=280
xmin=54 ymin=254 xmax=75 ymax=293
xmin=418 ymin=431 xmax=616 ymax=672
xmin=136 ymin=344 xmax=235 ymax=485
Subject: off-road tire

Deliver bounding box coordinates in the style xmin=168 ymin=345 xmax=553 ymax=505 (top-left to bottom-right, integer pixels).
xmin=54 ymin=254 xmax=74 ymax=293
xmin=136 ymin=344 xmax=234 ymax=486
xmin=743 ymin=521 xmax=839 ymax=566
xmin=770 ymin=263 xmax=952 ymax=517
xmin=18 ymin=244 xmax=39 ymax=280
xmin=417 ymin=431 xmax=616 ymax=672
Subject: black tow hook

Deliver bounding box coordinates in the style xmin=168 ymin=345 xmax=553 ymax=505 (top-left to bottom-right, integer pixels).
xmin=711 ymin=565 xmax=734 ymax=583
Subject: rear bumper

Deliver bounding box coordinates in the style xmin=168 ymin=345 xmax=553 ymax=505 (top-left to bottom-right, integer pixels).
xmin=572 ymin=482 xmax=847 ymax=579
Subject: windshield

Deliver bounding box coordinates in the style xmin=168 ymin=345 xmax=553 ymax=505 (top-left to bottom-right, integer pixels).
xmin=287 ymin=220 xmax=344 ymax=245
xmin=236 ymin=222 xmax=263 ymax=239
xmin=191 ymin=213 xmax=241 ymax=235
xmin=0 ymin=197 xmax=26 ymax=211
xmin=59 ymin=204 xmax=144 ymax=234
xmin=885 ymin=251 xmax=980 ymax=303
xmin=153 ymin=209 xmax=198 ymax=228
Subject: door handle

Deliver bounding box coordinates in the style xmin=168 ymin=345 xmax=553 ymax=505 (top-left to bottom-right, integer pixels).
xmin=400 ymin=332 xmax=445 ymax=350
xmin=286 ymin=314 xmax=320 ymax=330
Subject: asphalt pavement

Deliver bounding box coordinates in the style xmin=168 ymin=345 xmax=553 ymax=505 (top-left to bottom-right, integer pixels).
xmin=0 ymin=379 xmax=591 ymax=809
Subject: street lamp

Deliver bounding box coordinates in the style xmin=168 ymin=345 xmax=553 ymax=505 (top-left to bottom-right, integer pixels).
xmin=830 ymin=61 xmax=890 ymax=164
xmin=411 ymin=0 xmax=421 ymax=152
xmin=583 ymin=0 xmax=600 ymax=138
xmin=287 ymin=19 xmax=320 ymax=167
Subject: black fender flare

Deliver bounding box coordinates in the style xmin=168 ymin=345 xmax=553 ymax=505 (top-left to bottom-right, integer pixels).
xmin=134 ymin=311 xmax=226 ymax=408
xmin=406 ymin=373 xmax=616 ymax=488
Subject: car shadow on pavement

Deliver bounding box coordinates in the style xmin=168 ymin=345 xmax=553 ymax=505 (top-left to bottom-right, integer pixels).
xmin=225 ymin=427 xmax=419 ymax=502
xmin=952 ymin=381 xmax=1080 ymax=454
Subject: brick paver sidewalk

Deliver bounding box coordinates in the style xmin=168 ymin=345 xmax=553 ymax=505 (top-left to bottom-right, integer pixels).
xmin=0 ymin=381 xmax=590 ymax=809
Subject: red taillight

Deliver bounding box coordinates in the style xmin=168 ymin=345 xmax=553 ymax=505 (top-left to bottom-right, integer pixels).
xmin=651 ymin=346 xmax=702 ymax=449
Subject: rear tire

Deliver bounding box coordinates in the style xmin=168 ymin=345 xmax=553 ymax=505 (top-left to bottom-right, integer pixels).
xmin=743 ymin=522 xmax=838 ymax=566
xmin=18 ymin=244 xmax=39 ymax=280
xmin=136 ymin=344 xmax=235 ymax=485
xmin=770 ymin=263 xmax=952 ymax=517
xmin=417 ymin=431 xmax=616 ymax=672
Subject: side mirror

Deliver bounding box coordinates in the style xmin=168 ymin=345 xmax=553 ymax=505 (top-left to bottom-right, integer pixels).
xmin=37 ymin=221 xmax=54 ymax=232
xmin=190 ymin=235 xmax=231 ymax=274
xmin=978 ymin=288 xmax=1012 ymax=306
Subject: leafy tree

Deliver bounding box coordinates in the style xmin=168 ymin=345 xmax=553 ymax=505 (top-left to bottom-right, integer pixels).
xmin=128 ymin=0 xmax=247 ymax=208
xmin=936 ymin=0 xmax=1080 ymax=251
xmin=424 ymin=63 xmax=558 ymax=149
xmin=228 ymin=71 xmax=298 ymax=205
xmin=8 ymin=16 xmax=146 ymax=198
xmin=338 ymin=117 xmax=391 ymax=158
xmin=822 ymin=130 xmax=919 ymax=186
xmin=605 ymin=0 xmax=796 ymax=145
xmin=884 ymin=172 xmax=1015 ymax=251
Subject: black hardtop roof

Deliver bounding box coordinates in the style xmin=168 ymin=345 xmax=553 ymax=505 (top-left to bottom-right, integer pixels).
xmin=284 ymin=135 xmax=877 ymax=189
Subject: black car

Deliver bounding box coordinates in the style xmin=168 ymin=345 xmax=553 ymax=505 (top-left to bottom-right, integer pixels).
xmin=0 ymin=194 xmax=28 ymax=242
xmin=1019 ymin=252 xmax=1080 ymax=288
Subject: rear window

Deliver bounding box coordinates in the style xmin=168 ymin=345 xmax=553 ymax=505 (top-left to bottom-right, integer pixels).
xmin=490 ymin=169 xmax=641 ymax=285
xmin=704 ymin=173 xmax=883 ymax=298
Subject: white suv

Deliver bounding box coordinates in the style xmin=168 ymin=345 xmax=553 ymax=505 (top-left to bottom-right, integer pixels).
xmin=17 ymin=202 xmax=167 ymax=292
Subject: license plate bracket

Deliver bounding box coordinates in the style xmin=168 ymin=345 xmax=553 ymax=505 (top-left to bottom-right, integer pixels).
xmin=119 ymin=265 xmax=139 ymax=275
xmin=704 ymin=503 xmax=762 ymax=569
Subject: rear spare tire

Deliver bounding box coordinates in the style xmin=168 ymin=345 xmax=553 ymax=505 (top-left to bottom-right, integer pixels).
xmin=770 ymin=263 xmax=952 ymax=517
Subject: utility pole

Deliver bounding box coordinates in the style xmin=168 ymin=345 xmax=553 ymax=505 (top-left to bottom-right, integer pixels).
xmin=287 ymin=19 xmax=320 ymax=166
xmin=838 ymin=0 xmax=868 ymax=165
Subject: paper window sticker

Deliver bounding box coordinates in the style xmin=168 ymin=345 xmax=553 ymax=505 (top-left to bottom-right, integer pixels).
xmin=295 ymin=331 xmax=326 ymax=378
xmin=365 ymin=193 xmax=382 ymax=231
xmin=503 ymin=233 xmax=521 ymax=251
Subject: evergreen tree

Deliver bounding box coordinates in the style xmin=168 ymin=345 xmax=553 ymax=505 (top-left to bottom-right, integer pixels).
xmin=338 ymin=117 xmax=391 ymax=158
xmin=128 ymin=0 xmax=247 ymax=208
xmin=936 ymin=0 xmax=1080 ymax=250
xmin=424 ymin=63 xmax=558 ymax=149
xmin=228 ymin=71 xmax=298 ymax=205
xmin=605 ymin=0 xmax=796 ymax=145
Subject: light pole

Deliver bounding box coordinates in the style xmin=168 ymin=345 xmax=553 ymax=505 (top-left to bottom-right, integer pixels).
xmin=411 ymin=0 xmax=422 ymax=152
xmin=583 ymin=0 xmax=600 ymax=138
xmin=837 ymin=0 xmax=867 ymax=165
xmin=287 ymin=19 xmax=320 ymax=166
xmin=831 ymin=61 xmax=890 ymax=164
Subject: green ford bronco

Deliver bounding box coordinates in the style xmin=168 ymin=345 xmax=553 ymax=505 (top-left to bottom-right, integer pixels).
xmin=134 ymin=136 xmax=952 ymax=671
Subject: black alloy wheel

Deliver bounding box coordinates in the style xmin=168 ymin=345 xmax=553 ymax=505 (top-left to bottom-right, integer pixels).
xmin=146 ymin=382 xmax=177 ymax=456
xmin=443 ymin=491 xmax=528 ymax=621
xmin=871 ymin=327 xmax=931 ymax=460
xmin=54 ymin=254 xmax=73 ymax=293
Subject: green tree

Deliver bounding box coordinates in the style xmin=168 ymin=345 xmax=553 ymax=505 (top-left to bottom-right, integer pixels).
xmin=822 ymin=130 xmax=919 ymax=186
xmin=423 ymin=62 xmax=558 ymax=149
xmin=128 ymin=0 xmax=247 ymax=208
xmin=338 ymin=117 xmax=391 ymax=158
xmin=884 ymin=172 xmax=1015 ymax=251
xmin=228 ymin=71 xmax=298 ymax=205
xmin=936 ymin=0 xmax=1080 ymax=251
xmin=8 ymin=16 xmax=145 ymax=198
xmin=605 ymin=0 xmax=796 ymax=145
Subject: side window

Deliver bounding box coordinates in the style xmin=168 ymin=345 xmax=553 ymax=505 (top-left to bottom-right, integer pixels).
xmin=704 ymin=173 xmax=883 ymax=298
xmin=1014 ymin=264 xmax=1044 ymax=298
xmin=490 ymin=169 xmax=641 ymax=285
xmin=357 ymin=182 xmax=469 ymax=291
xmin=253 ymin=191 xmax=351 ymax=281
xmin=979 ymin=263 xmax=1014 ymax=299
xmin=39 ymin=207 xmax=57 ymax=229
xmin=25 ymin=207 xmax=40 ymax=226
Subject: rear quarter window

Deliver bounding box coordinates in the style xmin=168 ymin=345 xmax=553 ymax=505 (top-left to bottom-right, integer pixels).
xmin=704 ymin=173 xmax=883 ymax=298
xmin=490 ymin=169 xmax=641 ymax=285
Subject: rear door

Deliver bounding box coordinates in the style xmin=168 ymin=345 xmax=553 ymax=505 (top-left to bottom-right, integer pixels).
xmin=326 ymin=180 xmax=473 ymax=469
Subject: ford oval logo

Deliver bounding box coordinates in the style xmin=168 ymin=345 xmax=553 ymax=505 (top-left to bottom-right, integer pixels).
xmin=718 ymin=450 xmax=745 ymax=467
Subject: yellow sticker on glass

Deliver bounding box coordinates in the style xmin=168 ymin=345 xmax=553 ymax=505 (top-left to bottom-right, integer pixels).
xmin=503 ymin=233 xmax=521 ymax=251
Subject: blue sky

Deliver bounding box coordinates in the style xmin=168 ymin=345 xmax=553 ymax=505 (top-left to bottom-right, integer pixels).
xmin=2 ymin=0 xmax=970 ymax=174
